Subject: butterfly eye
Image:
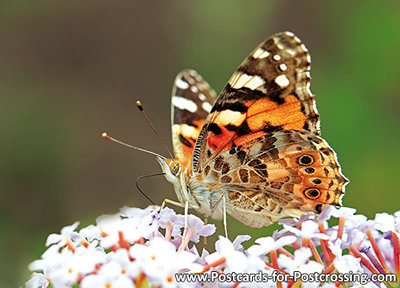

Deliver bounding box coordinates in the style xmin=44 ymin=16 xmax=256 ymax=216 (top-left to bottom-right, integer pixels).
xmin=169 ymin=161 xmax=181 ymax=176
xmin=297 ymin=154 xmax=314 ymax=166
xmin=303 ymin=188 xmax=321 ymax=200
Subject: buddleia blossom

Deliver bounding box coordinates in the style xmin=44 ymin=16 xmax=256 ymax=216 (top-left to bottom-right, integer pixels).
xmin=26 ymin=205 xmax=400 ymax=288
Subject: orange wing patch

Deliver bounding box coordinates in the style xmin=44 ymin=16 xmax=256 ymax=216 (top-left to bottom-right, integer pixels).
xmin=207 ymin=125 xmax=235 ymax=152
xmin=206 ymin=96 xmax=306 ymax=153
xmin=206 ymin=110 xmax=247 ymax=153
xmin=247 ymin=96 xmax=306 ymax=131
xmin=173 ymin=119 xmax=205 ymax=168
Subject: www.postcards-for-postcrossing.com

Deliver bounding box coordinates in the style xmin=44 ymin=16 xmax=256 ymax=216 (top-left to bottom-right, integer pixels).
xmin=175 ymin=270 xmax=397 ymax=285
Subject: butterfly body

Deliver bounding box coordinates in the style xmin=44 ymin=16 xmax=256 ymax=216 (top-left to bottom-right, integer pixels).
xmin=159 ymin=32 xmax=348 ymax=228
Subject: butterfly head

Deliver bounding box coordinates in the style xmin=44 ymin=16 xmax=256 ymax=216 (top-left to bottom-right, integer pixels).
xmin=157 ymin=157 xmax=194 ymax=204
xmin=159 ymin=158 xmax=181 ymax=179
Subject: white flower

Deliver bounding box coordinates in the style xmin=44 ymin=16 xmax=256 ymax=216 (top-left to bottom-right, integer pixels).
xmin=247 ymin=235 xmax=296 ymax=256
xmin=283 ymin=220 xmax=328 ymax=240
xmin=206 ymin=237 xmax=265 ymax=274
xmin=29 ymin=245 xmax=61 ymax=272
xmin=120 ymin=205 xmax=159 ymax=220
xmin=278 ymin=247 xmax=323 ymax=288
xmin=45 ymin=222 xmax=80 ymax=247
xmin=79 ymin=224 xmax=101 ymax=242
xmin=232 ymin=235 xmax=251 ymax=251
xmin=330 ymin=207 xmax=370 ymax=234
xmin=330 ymin=206 xmax=357 ymax=218
xmin=329 ymin=239 xmax=362 ymax=273
xmin=25 ymin=272 xmax=49 ymax=288
xmin=43 ymin=248 xmax=80 ymax=288
xmin=374 ymin=212 xmax=396 ymax=233
xmin=279 ymin=247 xmax=323 ymax=273
xmin=317 ymin=205 xmax=335 ymax=222
xmin=129 ymin=237 xmax=199 ymax=286
xmin=185 ymin=214 xmax=216 ymax=243
xmin=80 ymin=262 xmax=134 ymax=288
xmin=97 ymin=214 xmax=157 ymax=248
xmin=27 ymin=205 xmax=400 ymax=288
xmin=49 ymin=246 xmax=106 ymax=288
xmin=157 ymin=207 xmax=186 ymax=238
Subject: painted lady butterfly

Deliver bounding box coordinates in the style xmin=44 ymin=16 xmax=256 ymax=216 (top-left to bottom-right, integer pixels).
xmin=158 ymin=32 xmax=348 ymax=228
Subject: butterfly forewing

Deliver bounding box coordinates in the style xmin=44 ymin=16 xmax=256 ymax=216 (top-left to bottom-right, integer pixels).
xmin=192 ymin=32 xmax=320 ymax=172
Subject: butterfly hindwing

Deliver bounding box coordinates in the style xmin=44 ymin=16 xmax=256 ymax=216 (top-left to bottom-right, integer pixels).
xmin=196 ymin=130 xmax=347 ymax=227
xmin=171 ymin=69 xmax=216 ymax=167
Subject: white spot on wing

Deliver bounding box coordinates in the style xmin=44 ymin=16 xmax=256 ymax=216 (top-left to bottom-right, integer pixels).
xmin=202 ymin=102 xmax=212 ymax=112
xmin=279 ymin=64 xmax=288 ymax=71
xmin=176 ymin=78 xmax=189 ymax=89
xmin=198 ymin=93 xmax=206 ymax=101
xmin=300 ymin=44 xmax=308 ymax=52
xmin=285 ymin=31 xmax=294 ymax=37
xmin=172 ymin=96 xmax=197 ymax=112
xmin=228 ymin=72 xmax=240 ymax=87
xmin=253 ymin=48 xmax=263 ymax=58
xmin=306 ymin=82 xmax=312 ymax=96
xmin=312 ymin=99 xmax=318 ymax=113
xmin=275 ymin=75 xmax=290 ymax=88
xmin=244 ymin=75 xmax=265 ymax=90
xmin=180 ymin=124 xmax=198 ymax=138
xmin=260 ymin=51 xmax=270 ymax=58
xmin=190 ymin=86 xmax=198 ymax=93
xmin=216 ymin=110 xmax=246 ymax=126
xmin=253 ymin=48 xmax=270 ymax=59
xmin=294 ymin=36 xmax=301 ymax=43
xmin=273 ymin=54 xmax=281 ymax=61
xmin=232 ymin=73 xmax=252 ymax=89
xmin=306 ymin=54 xmax=311 ymax=63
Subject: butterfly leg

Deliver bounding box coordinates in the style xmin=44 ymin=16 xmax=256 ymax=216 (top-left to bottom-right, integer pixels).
xmin=210 ymin=194 xmax=228 ymax=238
xmin=177 ymin=201 xmax=190 ymax=252
xmin=222 ymin=195 xmax=228 ymax=239
xmin=161 ymin=199 xmax=191 ymax=250
xmin=161 ymin=199 xmax=190 ymax=239
xmin=182 ymin=200 xmax=189 ymax=240
xmin=203 ymin=217 xmax=208 ymax=250
xmin=160 ymin=198 xmax=187 ymax=210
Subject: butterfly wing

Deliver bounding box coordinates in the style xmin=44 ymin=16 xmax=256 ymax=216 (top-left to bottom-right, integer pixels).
xmin=171 ymin=69 xmax=216 ymax=169
xmin=192 ymin=32 xmax=320 ymax=171
xmin=190 ymin=32 xmax=348 ymax=227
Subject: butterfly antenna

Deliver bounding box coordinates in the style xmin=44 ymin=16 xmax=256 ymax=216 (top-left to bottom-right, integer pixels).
xmin=136 ymin=101 xmax=174 ymax=159
xmin=102 ymin=132 xmax=166 ymax=159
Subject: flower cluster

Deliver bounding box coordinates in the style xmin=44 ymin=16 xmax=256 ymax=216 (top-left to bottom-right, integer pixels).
xmin=26 ymin=205 xmax=400 ymax=288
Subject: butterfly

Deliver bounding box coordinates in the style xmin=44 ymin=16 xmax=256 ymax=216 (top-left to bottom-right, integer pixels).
xmin=157 ymin=32 xmax=348 ymax=228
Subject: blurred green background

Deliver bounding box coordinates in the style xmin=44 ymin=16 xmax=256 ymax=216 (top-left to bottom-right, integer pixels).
xmin=1 ymin=1 xmax=399 ymax=286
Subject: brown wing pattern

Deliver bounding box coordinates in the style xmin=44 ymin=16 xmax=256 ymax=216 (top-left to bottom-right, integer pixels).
xmin=194 ymin=130 xmax=347 ymax=227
